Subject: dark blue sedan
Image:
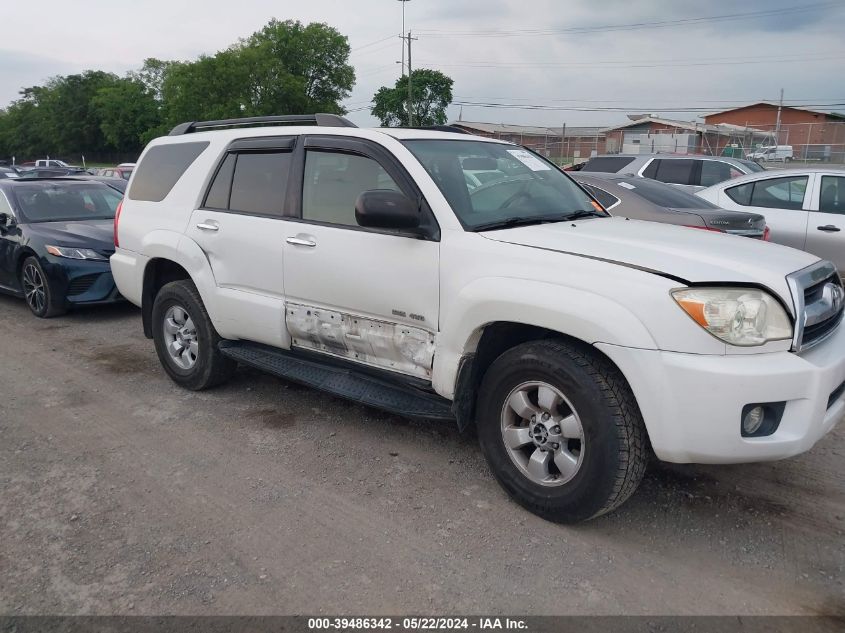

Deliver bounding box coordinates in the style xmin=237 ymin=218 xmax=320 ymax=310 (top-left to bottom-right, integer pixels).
xmin=0 ymin=178 xmax=123 ymax=317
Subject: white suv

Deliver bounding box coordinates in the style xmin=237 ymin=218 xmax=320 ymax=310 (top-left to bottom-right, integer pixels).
xmin=111 ymin=114 xmax=845 ymax=522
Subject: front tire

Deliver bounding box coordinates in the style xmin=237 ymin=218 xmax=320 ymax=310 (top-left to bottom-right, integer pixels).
xmin=21 ymin=256 xmax=65 ymax=318
xmin=476 ymin=339 xmax=647 ymax=523
xmin=151 ymin=280 xmax=236 ymax=390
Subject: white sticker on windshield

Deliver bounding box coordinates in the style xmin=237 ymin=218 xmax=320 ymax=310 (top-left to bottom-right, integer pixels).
xmin=618 ymin=181 xmax=636 ymax=190
xmin=507 ymin=149 xmax=551 ymax=172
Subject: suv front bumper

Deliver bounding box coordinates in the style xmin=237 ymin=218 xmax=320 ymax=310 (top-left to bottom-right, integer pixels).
xmin=596 ymin=324 xmax=845 ymax=464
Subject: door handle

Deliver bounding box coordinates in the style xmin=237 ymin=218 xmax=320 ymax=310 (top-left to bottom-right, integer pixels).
xmin=817 ymin=225 xmax=841 ymax=233
xmin=286 ymin=237 xmax=317 ymax=247
xmin=196 ymin=222 xmax=219 ymax=232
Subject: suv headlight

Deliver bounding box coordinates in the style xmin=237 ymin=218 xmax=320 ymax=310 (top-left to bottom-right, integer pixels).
xmin=672 ymin=287 xmax=792 ymax=346
xmin=46 ymin=245 xmax=107 ymax=261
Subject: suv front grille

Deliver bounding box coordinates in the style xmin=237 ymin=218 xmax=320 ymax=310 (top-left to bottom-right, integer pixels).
xmin=787 ymin=262 xmax=844 ymax=352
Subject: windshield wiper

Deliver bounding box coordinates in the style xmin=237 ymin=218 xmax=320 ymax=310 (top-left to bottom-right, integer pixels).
xmin=471 ymin=214 xmax=574 ymax=232
xmin=471 ymin=211 xmax=605 ymax=232
xmin=565 ymin=209 xmax=607 ymax=221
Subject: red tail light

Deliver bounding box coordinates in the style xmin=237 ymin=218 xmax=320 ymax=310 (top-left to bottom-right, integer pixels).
xmin=114 ymin=199 xmax=123 ymax=247
xmin=763 ymin=226 xmax=771 ymax=242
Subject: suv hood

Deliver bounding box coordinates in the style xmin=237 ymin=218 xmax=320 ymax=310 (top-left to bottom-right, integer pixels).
xmin=481 ymin=217 xmax=818 ymax=303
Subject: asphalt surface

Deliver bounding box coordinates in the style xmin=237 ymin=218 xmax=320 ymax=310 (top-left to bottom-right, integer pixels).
xmin=0 ymin=295 xmax=843 ymax=616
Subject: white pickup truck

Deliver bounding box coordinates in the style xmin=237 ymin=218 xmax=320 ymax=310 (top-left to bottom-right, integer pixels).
xmin=111 ymin=114 xmax=845 ymax=522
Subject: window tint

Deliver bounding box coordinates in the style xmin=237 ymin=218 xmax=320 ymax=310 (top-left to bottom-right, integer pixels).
xmin=819 ymin=176 xmax=845 ymax=215
xmin=129 ymin=142 xmax=209 ymax=202
xmin=582 ymin=156 xmax=636 ymax=173
xmin=204 ymin=153 xmax=236 ymax=209
xmin=700 ymin=161 xmax=740 ymax=187
xmin=654 ymin=159 xmax=695 ymax=185
xmin=726 ymin=182 xmax=753 ymax=206
xmin=641 ymin=160 xmax=658 ymax=179
xmin=302 ymin=151 xmax=400 ymax=227
xmin=229 ymin=152 xmax=291 ymax=216
xmin=750 ymin=176 xmax=808 ymax=210
xmin=582 ymin=184 xmax=619 ymax=209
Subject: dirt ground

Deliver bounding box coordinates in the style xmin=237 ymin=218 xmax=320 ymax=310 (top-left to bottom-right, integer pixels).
xmin=0 ymin=295 xmax=843 ymax=616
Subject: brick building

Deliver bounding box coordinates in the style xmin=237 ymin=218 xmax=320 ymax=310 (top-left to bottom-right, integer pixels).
xmin=602 ymin=115 xmax=768 ymax=157
xmin=703 ymin=102 xmax=845 ymax=161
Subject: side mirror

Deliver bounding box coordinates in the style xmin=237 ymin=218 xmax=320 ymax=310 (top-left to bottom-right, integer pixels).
xmin=355 ymin=190 xmax=420 ymax=231
xmin=0 ymin=213 xmax=10 ymax=228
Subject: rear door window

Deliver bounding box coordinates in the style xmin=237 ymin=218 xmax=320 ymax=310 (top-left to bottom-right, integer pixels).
xmin=750 ymin=176 xmax=808 ymax=210
xmin=654 ymin=159 xmax=695 ymax=185
xmin=700 ymin=161 xmax=742 ymax=187
xmin=202 ymin=151 xmax=292 ymax=217
xmin=819 ymin=176 xmax=845 ymax=215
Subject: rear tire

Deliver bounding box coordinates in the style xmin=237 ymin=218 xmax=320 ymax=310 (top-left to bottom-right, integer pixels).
xmin=20 ymin=256 xmax=65 ymax=318
xmin=476 ymin=339 xmax=647 ymax=523
xmin=151 ymin=280 xmax=236 ymax=390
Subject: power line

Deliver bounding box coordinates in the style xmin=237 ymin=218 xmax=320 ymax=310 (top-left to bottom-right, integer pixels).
xmin=415 ymin=3 xmax=839 ymax=38
xmin=417 ymin=53 xmax=844 ymax=71
xmin=451 ymin=100 xmax=845 ymax=113
xmin=351 ymin=34 xmax=397 ymax=52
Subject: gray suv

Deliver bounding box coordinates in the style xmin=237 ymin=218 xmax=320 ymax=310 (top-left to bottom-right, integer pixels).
xmin=580 ymin=154 xmax=765 ymax=191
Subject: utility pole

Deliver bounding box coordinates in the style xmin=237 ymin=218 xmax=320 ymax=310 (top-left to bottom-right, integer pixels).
xmin=406 ymin=30 xmax=417 ymax=126
xmin=397 ymin=0 xmax=410 ymax=77
xmin=561 ymin=122 xmax=566 ymax=163
xmin=775 ymin=88 xmax=784 ymax=143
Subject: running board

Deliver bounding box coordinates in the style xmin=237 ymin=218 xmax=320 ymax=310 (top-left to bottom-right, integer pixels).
xmin=218 ymin=341 xmax=455 ymax=421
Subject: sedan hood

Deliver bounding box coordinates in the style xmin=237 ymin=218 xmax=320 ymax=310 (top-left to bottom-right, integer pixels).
xmin=481 ymin=217 xmax=818 ymax=302
xmin=26 ymin=219 xmax=115 ymax=254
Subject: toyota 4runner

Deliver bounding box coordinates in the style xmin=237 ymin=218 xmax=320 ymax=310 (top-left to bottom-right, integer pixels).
xmin=111 ymin=114 xmax=845 ymax=522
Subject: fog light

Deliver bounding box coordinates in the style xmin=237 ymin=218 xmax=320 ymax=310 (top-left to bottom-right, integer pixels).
xmin=742 ymin=406 xmax=765 ymax=435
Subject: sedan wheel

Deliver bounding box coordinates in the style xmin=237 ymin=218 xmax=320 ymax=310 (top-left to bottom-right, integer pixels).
xmin=22 ymin=263 xmax=46 ymax=315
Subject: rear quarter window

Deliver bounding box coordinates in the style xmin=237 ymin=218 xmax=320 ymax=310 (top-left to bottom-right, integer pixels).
xmin=128 ymin=141 xmax=210 ymax=202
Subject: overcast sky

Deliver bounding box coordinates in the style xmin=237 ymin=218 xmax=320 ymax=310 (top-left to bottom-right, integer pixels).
xmin=2 ymin=0 xmax=843 ymax=128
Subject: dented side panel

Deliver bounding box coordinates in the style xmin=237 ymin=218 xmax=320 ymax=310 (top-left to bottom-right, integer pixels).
xmin=286 ymin=303 xmax=436 ymax=380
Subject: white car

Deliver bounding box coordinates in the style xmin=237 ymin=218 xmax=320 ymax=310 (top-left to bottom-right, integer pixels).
xmin=696 ymin=168 xmax=845 ymax=276
xmin=111 ymin=115 xmax=845 ymax=522
xmin=747 ymin=145 xmax=794 ymax=162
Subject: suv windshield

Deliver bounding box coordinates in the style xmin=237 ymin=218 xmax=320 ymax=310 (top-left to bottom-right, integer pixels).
xmin=404 ymin=140 xmax=601 ymax=231
xmin=11 ymin=181 xmax=123 ymax=223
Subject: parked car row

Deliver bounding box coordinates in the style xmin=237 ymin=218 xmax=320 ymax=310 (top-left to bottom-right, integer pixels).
xmin=1 ymin=119 xmax=843 ymax=525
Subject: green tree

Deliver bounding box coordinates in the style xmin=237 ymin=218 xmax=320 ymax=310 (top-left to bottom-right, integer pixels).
xmin=92 ymin=77 xmax=161 ymax=152
xmin=371 ymin=69 xmax=454 ymax=127
xmin=160 ymin=19 xmax=355 ymax=127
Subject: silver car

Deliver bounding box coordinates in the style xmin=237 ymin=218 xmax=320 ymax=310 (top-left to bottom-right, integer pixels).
xmin=696 ymin=168 xmax=845 ymax=276
xmin=579 ymin=153 xmax=764 ymax=191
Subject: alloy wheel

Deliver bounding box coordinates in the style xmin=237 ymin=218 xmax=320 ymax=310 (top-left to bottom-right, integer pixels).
xmin=163 ymin=305 xmax=199 ymax=370
xmin=500 ymin=381 xmax=586 ymax=486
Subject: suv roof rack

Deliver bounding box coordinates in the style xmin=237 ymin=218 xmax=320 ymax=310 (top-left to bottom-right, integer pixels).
xmin=404 ymin=125 xmax=470 ymax=135
xmin=169 ymin=113 xmax=358 ymax=136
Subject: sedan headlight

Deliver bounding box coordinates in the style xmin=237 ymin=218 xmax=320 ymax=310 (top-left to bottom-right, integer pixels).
xmin=672 ymin=287 xmax=792 ymax=346
xmin=46 ymin=245 xmax=108 ymax=261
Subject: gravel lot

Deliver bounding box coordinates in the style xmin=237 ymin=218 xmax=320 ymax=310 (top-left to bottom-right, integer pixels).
xmin=0 ymin=295 xmax=843 ymax=616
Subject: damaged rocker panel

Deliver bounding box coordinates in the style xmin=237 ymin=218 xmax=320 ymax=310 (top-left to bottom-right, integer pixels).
xmin=285 ymin=303 xmax=436 ymax=380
